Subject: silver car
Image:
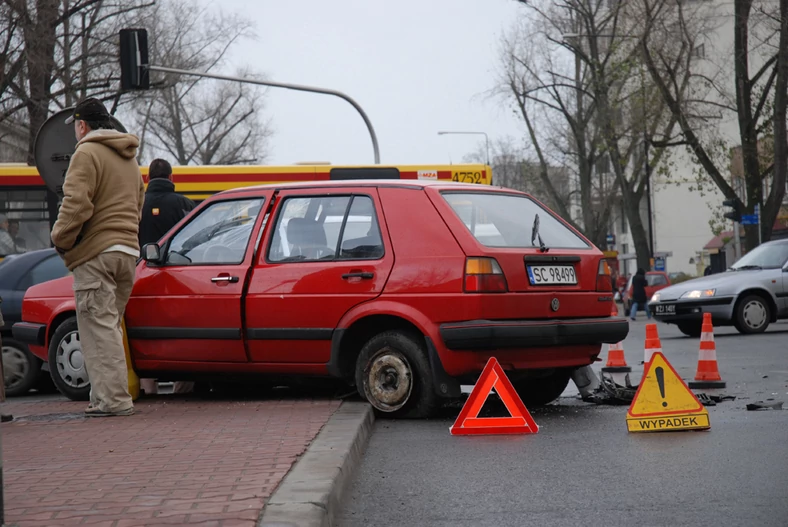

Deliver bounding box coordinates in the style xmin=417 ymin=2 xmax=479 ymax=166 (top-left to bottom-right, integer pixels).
xmin=648 ymin=238 xmax=788 ymax=336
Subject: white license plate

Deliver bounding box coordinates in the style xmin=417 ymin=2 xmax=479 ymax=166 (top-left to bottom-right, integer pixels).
xmin=527 ymin=265 xmax=577 ymax=285
xmin=655 ymin=304 xmax=676 ymax=315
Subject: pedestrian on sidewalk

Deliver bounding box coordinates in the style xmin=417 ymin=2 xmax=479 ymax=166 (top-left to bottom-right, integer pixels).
xmin=137 ymin=158 xmax=196 ymax=396
xmin=51 ymin=97 xmax=145 ymax=417
xmin=629 ymin=268 xmax=651 ymax=321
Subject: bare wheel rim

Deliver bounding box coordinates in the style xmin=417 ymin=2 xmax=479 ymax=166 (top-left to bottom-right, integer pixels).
xmin=55 ymin=331 xmax=90 ymax=389
xmin=2 ymin=344 xmax=30 ymax=390
xmin=742 ymin=300 xmax=767 ymax=330
xmin=364 ymin=348 xmax=413 ymax=413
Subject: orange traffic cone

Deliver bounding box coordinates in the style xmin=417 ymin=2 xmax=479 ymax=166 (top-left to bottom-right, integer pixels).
xmin=602 ymin=304 xmax=631 ymax=373
xmin=643 ymin=323 xmax=662 ymax=367
xmin=688 ymin=313 xmax=726 ymax=389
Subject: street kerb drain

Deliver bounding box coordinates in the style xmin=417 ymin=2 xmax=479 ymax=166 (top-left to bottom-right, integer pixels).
xmin=450 ymin=357 xmax=538 ymax=436
xmin=626 ymin=351 xmax=711 ymax=433
xmin=688 ymin=313 xmax=726 ymax=389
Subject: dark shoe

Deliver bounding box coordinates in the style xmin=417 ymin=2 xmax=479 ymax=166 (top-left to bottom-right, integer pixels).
xmin=1 ymin=414 xmax=13 ymax=423
xmin=85 ymin=406 xmax=134 ymax=417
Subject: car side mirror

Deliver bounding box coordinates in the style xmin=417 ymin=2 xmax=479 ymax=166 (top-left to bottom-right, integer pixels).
xmin=142 ymin=243 xmax=162 ymax=263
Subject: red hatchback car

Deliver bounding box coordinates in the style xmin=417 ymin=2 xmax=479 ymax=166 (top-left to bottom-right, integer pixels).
xmin=13 ymin=180 xmax=628 ymax=418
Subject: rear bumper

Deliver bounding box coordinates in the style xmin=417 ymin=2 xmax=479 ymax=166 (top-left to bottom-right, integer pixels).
xmin=12 ymin=322 xmax=47 ymax=347
xmin=439 ymin=317 xmax=629 ymax=351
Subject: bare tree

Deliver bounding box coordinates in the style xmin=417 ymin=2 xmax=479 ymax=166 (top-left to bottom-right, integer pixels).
xmin=0 ymin=0 xmax=152 ymax=162
xmin=127 ymin=0 xmax=272 ymax=165
xmin=641 ymin=0 xmax=787 ymax=251
xmin=504 ymin=0 xmax=688 ymax=270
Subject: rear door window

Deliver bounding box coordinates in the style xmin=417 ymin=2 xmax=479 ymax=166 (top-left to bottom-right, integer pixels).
xmin=268 ymin=195 xmax=384 ymax=262
xmin=442 ymin=192 xmax=589 ymax=249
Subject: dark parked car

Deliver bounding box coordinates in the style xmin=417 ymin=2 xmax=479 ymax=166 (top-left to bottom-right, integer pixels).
xmin=1 ymin=249 xmax=70 ymax=396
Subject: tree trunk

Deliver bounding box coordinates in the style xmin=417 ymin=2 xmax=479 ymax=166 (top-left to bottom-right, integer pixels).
xmin=23 ymin=0 xmax=60 ymax=163
xmin=622 ymin=184 xmax=652 ymax=271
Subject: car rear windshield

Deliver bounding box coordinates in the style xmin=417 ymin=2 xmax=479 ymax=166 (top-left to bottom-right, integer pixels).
xmin=442 ymin=192 xmax=589 ymax=249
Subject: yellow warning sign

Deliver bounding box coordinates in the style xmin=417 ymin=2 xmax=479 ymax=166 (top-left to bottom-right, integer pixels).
xmin=626 ymin=352 xmax=710 ymax=433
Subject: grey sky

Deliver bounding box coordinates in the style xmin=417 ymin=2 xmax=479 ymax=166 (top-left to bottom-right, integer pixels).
xmin=218 ymin=0 xmax=525 ymax=165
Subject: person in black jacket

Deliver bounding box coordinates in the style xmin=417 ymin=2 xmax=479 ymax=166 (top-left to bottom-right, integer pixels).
xmin=629 ymin=268 xmax=652 ymax=321
xmin=138 ymin=159 xmax=195 ymax=395
xmin=138 ymin=159 xmax=195 ymax=248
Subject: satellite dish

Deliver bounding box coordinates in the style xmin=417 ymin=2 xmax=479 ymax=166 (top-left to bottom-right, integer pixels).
xmin=34 ymin=107 xmax=127 ymax=195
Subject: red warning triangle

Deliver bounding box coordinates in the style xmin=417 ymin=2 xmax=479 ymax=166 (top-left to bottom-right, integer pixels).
xmin=450 ymin=357 xmax=539 ymax=436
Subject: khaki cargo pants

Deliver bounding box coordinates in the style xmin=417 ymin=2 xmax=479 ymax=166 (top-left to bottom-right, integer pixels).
xmin=73 ymin=251 xmax=136 ymax=413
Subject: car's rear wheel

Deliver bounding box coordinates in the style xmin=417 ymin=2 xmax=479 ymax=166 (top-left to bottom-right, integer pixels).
xmin=355 ymin=331 xmax=438 ymax=419
xmin=734 ymin=294 xmax=770 ymax=334
xmin=677 ymin=322 xmax=702 ymax=338
xmin=512 ymin=369 xmax=572 ymax=406
xmin=48 ymin=317 xmax=91 ymax=401
xmin=2 ymin=337 xmax=42 ymax=397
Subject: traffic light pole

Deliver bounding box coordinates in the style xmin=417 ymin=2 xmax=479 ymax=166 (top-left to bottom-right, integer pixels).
xmin=733 ymin=221 xmax=742 ymax=262
xmin=146 ymin=65 xmax=381 ymax=165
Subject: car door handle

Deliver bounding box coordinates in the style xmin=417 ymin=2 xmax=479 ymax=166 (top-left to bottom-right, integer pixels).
xmin=211 ymin=275 xmax=239 ymax=283
xmin=342 ymin=272 xmax=374 ymax=280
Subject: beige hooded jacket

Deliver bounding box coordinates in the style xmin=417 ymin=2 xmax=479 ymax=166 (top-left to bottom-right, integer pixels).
xmin=51 ymin=129 xmax=145 ymax=270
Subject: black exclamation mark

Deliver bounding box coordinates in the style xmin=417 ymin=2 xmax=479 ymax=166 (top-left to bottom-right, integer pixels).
xmin=655 ymin=366 xmax=667 ymax=407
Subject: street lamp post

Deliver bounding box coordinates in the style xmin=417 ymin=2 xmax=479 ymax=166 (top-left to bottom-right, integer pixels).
xmin=437 ymin=131 xmax=490 ymax=166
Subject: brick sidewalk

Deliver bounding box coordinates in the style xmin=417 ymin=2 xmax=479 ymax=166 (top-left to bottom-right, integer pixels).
xmin=2 ymin=395 xmax=341 ymax=526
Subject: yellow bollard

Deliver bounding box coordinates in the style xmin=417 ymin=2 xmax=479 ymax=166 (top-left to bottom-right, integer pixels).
xmin=121 ymin=319 xmax=140 ymax=401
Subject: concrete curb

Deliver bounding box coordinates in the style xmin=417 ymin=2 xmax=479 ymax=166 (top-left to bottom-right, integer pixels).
xmin=258 ymin=401 xmax=374 ymax=527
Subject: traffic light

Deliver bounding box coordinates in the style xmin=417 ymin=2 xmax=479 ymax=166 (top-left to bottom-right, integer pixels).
xmin=119 ymin=29 xmax=150 ymax=90
xmin=722 ymin=198 xmax=742 ymax=223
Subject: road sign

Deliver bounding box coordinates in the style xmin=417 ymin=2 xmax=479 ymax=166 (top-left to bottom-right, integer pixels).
xmin=450 ymin=357 xmax=538 ymax=436
xmin=626 ymin=352 xmax=710 ymax=433
xmin=740 ymin=214 xmax=758 ymax=225
xmin=606 ymin=233 xmax=615 ymax=245
xmin=654 ymin=257 xmax=665 ymax=272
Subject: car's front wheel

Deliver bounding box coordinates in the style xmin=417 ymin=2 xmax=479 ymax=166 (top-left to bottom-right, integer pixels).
xmin=734 ymin=294 xmax=771 ymax=334
xmin=512 ymin=368 xmax=572 ymax=406
xmin=2 ymin=337 xmax=42 ymax=397
xmin=48 ymin=317 xmax=91 ymax=401
xmin=355 ymin=330 xmax=438 ymax=419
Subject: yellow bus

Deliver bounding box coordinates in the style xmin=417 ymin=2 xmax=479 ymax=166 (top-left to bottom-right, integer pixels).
xmin=0 ymin=163 xmax=492 ymax=255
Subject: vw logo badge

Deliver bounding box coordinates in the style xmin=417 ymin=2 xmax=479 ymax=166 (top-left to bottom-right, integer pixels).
xmin=551 ymin=298 xmax=560 ymax=312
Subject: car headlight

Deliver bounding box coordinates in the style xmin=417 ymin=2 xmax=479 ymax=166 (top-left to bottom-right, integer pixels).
xmin=650 ymin=292 xmax=661 ymax=303
xmin=680 ymin=289 xmax=716 ymax=299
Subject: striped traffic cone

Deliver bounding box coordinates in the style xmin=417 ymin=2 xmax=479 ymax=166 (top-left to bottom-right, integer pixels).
xmin=643 ymin=323 xmax=662 ymax=367
xmin=602 ymin=304 xmax=631 ymax=372
xmin=602 ymin=341 xmax=631 ymax=373
xmin=688 ymin=313 xmax=726 ymax=389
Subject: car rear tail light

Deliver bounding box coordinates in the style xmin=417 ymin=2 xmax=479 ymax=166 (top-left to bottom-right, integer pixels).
xmin=596 ymin=259 xmax=613 ymax=292
xmin=464 ymin=257 xmax=508 ymax=293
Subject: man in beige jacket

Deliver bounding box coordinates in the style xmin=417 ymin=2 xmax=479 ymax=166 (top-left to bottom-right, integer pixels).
xmin=51 ymin=98 xmax=145 ymax=417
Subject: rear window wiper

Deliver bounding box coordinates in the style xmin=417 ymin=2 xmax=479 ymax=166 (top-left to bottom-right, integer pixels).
xmin=531 ymin=214 xmax=548 ymax=252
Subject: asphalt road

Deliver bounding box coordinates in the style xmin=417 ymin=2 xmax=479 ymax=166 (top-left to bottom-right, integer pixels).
xmin=339 ymin=318 xmax=788 ymax=527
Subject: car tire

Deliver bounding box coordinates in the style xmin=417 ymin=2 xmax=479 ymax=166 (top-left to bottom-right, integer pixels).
xmin=2 ymin=337 xmax=42 ymax=397
xmin=512 ymin=368 xmax=572 ymax=406
xmin=677 ymin=322 xmax=702 ymax=338
xmin=733 ymin=294 xmax=771 ymax=334
xmin=48 ymin=317 xmax=91 ymax=401
xmin=355 ymin=330 xmax=438 ymax=419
